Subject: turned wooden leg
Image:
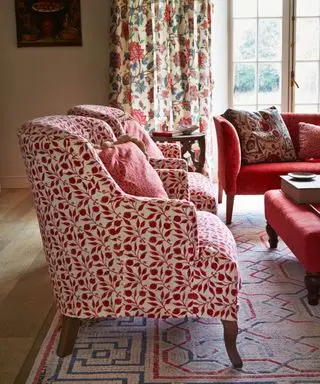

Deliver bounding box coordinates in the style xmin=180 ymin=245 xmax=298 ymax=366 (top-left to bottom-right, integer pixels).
xmin=305 ymin=272 xmax=320 ymax=306
xmin=218 ymin=181 xmax=223 ymax=204
xmin=226 ymin=195 xmax=235 ymax=225
xmin=57 ymin=315 xmax=81 ymax=357
xmin=221 ymin=320 xmax=243 ymax=369
xmin=266 ymin=222 xmax=278 ymax=248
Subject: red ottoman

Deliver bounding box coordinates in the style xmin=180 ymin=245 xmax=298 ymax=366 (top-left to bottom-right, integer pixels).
xmin=264 ymin=190 xmax=320 ymax=305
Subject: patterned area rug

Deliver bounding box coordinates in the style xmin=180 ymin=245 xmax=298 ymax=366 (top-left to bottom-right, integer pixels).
xmin=26 ymin=200 xmax=320 ymax=383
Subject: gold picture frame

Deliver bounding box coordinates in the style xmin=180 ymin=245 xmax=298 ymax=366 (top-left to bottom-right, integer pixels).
xmin=15 ymin=0 xmax=82 ymax=47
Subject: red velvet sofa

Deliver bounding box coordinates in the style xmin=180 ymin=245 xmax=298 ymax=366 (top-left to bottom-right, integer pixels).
xmin=213 ymin=113 xmax=320 ymax=224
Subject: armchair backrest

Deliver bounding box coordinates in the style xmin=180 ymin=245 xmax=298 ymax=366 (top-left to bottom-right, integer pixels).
xmin=18 ymin=115 xmax=198 ymax=319
xmin=68 ymin=105 xmax=164 ymax=158
xmin=214 ymin=112 xmax=320 ymax=163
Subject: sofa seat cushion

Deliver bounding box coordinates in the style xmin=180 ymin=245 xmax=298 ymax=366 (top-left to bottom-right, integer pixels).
xmin=195 ymin=211 xmax=240 ymax=320
xmin=189 ymin=173 xmax=218 ymax=214
xmin=237 ymin=162 xmax=320 ymax=194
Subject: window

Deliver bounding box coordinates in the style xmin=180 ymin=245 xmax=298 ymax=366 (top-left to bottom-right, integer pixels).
xmin=230 ymin=0 xmax=320 ymax=112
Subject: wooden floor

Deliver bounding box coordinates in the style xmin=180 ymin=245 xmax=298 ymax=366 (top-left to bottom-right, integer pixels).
xmin=0 ymin=189 xmax=54 ymax=384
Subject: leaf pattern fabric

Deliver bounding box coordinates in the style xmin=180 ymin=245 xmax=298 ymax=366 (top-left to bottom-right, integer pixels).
xmin=68 ymin=104 xmax=218 ymax=214
xmin=17 ymin=115 xmax=240 ymax=321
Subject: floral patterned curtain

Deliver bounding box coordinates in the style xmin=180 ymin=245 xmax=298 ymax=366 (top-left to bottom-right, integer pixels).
xmin=109 ymin=0 xmax=213 ymax=134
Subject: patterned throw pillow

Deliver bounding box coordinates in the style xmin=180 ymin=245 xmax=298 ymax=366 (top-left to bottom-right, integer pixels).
xmin=97 ymin=141 xmax=168 ymax=198
xmin=298 ymin=122 xmax=320 ymax=160
xmin=223 ymin=107 xmax=297 ymax=164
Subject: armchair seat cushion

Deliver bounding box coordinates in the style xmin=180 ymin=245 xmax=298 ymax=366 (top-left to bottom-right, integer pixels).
xmin=188 ymin=173 xmax=218 ymax=214
xmin=237 ymin=161 xmax=320 ymax=194
xmin=195 ymin=211 xmax=240 ymax=320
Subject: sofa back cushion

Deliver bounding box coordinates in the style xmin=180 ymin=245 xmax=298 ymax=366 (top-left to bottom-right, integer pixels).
xmin=223 ymin=107 xmax=297 ymax=164
xmin=298 ymin=122 xmax=320 ymax=160
xmin=281 ymin=113 xmax=320 ymax=153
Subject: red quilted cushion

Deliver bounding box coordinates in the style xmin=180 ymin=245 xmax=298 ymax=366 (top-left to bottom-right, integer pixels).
xmin=123 ymin=119 xmax=164 ymax=159
xmin=299 ymin=122 xmax=320 ymax=160
xmin=97 ymin=142 xmax=168 ymax=198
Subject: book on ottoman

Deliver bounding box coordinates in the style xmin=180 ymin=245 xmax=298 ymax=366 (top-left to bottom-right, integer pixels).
xmin=281 ymin=174 xmax=320 ymax=204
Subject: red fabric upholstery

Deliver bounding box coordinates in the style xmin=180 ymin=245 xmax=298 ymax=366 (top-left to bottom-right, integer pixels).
xmin=281 ymin=113 xmax=320 ymax=153
xmin=214 ymin=113 xmax=320 ymax=196
xmin=265 ymin=190 xmax=320 ymax=273
xmin=298 ymin=122 xmax=320 ymax=160
xmin=237 ymin=161 xmax=320 ymax=195
xmin=213 ymin=115 xmax=241 ymax=195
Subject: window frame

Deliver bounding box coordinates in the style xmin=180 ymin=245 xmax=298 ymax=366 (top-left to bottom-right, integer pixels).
xmin=228 ymin=0 xmax=320 ymax=113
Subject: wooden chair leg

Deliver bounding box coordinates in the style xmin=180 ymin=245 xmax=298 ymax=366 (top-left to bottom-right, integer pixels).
xmin=218 ymin=181 xmax=223 ymax=204
xmin=221 ymin=320 xmax=243 ymax=368
xmin=226 ymin=195 xmax=235 ymax=225
xmin=266 ymin=222 xmax=278 ymax=248
xmin=57 ymin=315 xmax=81 ymax=357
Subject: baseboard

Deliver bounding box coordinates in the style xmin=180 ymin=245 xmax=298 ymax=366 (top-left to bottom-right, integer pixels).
xmin=0 ymin=176 xmax=29 ymax=188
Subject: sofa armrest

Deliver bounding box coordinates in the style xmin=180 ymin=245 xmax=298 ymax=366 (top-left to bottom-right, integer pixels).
xmin=214 ymin=116 xmax=241 ymax=195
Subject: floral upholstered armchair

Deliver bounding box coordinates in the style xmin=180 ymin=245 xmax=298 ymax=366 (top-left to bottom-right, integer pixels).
xmin=68 ymin=105 xmax=218 ymax=215
xmin=18 ymin=115 xmax=242 ymax=368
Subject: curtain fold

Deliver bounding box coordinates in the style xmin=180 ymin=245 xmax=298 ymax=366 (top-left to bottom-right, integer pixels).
xmin=109 ymin=0 xmax=214 ymax=135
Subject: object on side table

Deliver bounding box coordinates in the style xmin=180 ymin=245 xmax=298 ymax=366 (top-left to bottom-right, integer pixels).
xmin=280 ymin=175 xmax=320 ymax=204
xmin=152 ymin=131 xmax=174 ymax=137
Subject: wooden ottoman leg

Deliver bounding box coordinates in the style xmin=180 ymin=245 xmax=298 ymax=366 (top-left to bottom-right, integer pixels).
xmin=221 ymin=320 xmax=243 ymax=369
xmin=266 ymin=222 xmax=278 ymax=248
xmin=57 ymin=315 xmax=81 ymax=357
xmin=305 ymin=272 xmax=320 ymax=306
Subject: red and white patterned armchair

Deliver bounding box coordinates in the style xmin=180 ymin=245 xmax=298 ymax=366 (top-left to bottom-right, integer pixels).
xmin=17 ymin=115 xmax=242 ymax=368
xmin=68 ymin=105 xmax=218 ymax=215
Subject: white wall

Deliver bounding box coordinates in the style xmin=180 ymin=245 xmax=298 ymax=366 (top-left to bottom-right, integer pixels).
xmin=0 ymin=0 xmax=111 ymax=188
xmin=212 ymin=0 xmax=229 ymax=115
xmin=209 ymin=0 xmax=228 ymax=181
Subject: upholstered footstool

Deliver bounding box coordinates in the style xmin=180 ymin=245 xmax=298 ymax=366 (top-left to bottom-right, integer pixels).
xmin=264 ymin=190 xmax=320 ymax=305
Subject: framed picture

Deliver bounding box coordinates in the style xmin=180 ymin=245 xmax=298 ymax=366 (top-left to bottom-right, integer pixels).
xmin=15 ymin=0 xmax=82 ymax=47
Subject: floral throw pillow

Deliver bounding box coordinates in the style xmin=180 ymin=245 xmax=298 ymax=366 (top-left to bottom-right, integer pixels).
xmin=223 ymin=107 xmax=297 ymax=164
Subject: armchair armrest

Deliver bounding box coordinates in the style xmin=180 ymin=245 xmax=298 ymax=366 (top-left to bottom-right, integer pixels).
xmin=149 ymin=157 xmax=188 ymax=171
xmin=214 ymin=116 xmax=241 ymax=195
xmin=156 ymin=168 xmax=189 ymax=200
xmin=156 ymin=142 xmax=182 ymax=158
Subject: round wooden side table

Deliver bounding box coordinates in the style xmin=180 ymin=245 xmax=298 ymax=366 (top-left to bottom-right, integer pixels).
xmin=152 ymin=132 xmax=206 ymax=173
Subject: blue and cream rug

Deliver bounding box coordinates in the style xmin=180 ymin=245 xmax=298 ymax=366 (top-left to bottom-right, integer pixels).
xmin=26 ymin=198 xmax=320 ymax=383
